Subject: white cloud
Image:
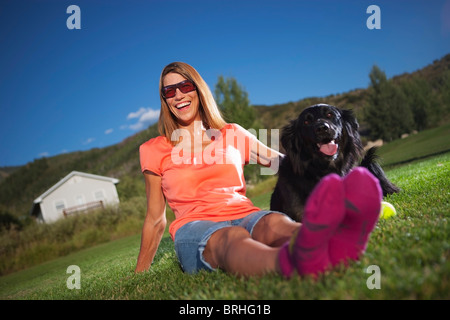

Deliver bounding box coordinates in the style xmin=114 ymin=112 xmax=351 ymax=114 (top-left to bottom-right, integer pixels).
xmin=38 ymin=152 xmax=49 ymax=157
xmin=129 ymin=122 xmax=144 ymax=131
xmin=105 ymin=128 xmax=113 ymax=135
xmin=126 ymin=107 xmax=160 ymax=131
xmin=127 ymin=107 xmax=147 ymax=119
xmin=83 ymin=137 xmax=95 ymax=145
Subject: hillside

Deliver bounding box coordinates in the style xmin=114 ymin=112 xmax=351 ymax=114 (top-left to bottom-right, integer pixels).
xmin=0 ymin=166 xmax=20 ymax=184
xmin=0 ymin=53 xmax=449 ymax=221
xmin=254 ymin=53 xmax=450 ymax=135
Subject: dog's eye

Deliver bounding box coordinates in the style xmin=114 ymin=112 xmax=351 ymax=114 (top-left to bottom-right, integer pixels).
xmin=304 ymin=114 xmax=314 ymax=125
xmin=326 ymin=112 xmax=333 ymax=118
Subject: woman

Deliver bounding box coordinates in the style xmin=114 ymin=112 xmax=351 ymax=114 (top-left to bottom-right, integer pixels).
xmin=135 ymin=62 xmax=382 ymax=278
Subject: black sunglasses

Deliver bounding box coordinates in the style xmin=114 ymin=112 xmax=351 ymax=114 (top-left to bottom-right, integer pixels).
xmin=162 ymin=80 xmax=196 ymax=98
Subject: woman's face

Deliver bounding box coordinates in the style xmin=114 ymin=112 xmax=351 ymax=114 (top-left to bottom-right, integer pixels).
xmin=163 ymin=72 xmax=201 ymax=127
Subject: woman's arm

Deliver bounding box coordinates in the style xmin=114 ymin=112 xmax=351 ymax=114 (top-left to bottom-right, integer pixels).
xmin=135 ymin=171 xmax=167 ymax=273
xmin=250 ymin=138 xmax=284 ymax=170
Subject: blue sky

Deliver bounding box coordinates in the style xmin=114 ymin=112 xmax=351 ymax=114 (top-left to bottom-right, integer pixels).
xmin=1 ymin=0 xmax=449 ymax=167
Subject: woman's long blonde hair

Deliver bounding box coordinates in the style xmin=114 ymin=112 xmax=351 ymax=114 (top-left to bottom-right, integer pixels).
xmin=158 ymin=62 xmax=227 ymax=144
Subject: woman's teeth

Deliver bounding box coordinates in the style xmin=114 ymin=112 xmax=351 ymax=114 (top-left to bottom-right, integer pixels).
xmin=176 ymin=102 xmax=191 ymax=109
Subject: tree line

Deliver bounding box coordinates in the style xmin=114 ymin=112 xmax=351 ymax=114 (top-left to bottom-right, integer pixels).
xmin=215 ymin=63 xmax=450 ymax=145
xmin=213 ymin=65 xmax=450 ymax=181
xmin=364 ymin=65 xmax=450 ymax=141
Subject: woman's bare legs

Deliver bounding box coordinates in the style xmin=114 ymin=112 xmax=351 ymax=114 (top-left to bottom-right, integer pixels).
xmin=252 ymin=213 xmax=301 ymax=247
xmin=203 ymin=170 xmax=381 ymax=278
xmin=203 ymin=175 xmax=346 ymax=277
xmin=202 ymin=213 xmax=300 ymax=276
xmin=203 ymin=226 xmax=280 ymax=276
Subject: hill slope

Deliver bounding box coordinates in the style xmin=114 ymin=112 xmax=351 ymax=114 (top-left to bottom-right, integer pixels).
xmin=254 ymin=53 xmax=450 ymax=134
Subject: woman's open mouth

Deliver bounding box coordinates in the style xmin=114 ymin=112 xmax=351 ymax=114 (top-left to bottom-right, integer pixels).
xmin=176 ymin=101 xmax=191 ymax=110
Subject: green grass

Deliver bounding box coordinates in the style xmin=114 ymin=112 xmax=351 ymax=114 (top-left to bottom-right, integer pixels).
xmin=1 ymin=152 xmax=449 ymax=300
xmin=0 ymin=198 xmax=147 ymax=275
xmin=377 ymin=122 xmax=450 ymax=166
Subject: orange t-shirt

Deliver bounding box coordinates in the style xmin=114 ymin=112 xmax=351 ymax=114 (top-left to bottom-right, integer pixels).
xmin=139 ymin=123 xmax=261 ymax=240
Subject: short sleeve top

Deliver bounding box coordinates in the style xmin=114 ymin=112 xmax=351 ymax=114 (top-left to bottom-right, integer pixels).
xmin=139 ymin=123 xmax=261 ymax=239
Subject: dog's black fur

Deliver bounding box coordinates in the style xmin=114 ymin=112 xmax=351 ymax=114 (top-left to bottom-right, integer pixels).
xmin=270 ymin=103 xmax=400 ymax=222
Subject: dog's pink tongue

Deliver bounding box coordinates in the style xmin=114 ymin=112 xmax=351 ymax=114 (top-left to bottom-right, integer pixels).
xmin=320 ymin=142 xmax=338 ymax=156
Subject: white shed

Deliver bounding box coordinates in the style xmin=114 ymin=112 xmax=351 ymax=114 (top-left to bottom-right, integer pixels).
xmin=30 ymin=171 xmax=120 ymax=223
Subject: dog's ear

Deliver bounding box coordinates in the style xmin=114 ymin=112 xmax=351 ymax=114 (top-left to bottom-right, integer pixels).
xmin=340 ymin=109 xmax=364 ymax=162
xmin=281 ymin=119 xmax=298 ymax=155
xmin=340 ymin=109 xmax=359 ymax=132
xmin=281 ymin=119 xmax=305 ymax=175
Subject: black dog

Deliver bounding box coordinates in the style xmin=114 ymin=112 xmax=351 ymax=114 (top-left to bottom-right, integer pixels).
xmin=270 ymin=103 xmax=400 ymax=222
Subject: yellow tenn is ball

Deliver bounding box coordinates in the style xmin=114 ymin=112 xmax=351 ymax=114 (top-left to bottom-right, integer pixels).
xmin=379 ymin=201 xmax=397 ymax=219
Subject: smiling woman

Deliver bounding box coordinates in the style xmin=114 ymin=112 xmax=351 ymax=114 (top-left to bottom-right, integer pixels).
xmin=157 ymin=62 xmax=227 ymax=145
xmin=134 ymin=62 xmax=385 ymax=280
xmin=163 ymin=73 xmax=201 ymax=127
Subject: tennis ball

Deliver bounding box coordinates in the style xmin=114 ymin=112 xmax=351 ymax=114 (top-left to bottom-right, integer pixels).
xmin=379 ymin=201 xmax=397 ymax=219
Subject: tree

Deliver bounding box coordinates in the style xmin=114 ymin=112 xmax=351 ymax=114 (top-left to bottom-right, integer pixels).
xmin=364 ymin=65 xmax=414 ymax=141
xmin=398 ymin=76 xmax=438 ymax=131
xmin=441 ymin=70 xmax=450 ymax=115
xmin=214 ymin=76 xmax=259 ymax=130
xmin=214 ymin=76 xmax=263 ymax=183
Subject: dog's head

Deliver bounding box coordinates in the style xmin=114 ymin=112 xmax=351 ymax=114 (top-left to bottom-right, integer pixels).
xmin=281 ymin=103 xmax=364 ymax=175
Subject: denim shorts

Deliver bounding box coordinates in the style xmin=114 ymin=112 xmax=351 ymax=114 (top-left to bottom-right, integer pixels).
xmin=173 ymin=210 xmax=286 ymax=274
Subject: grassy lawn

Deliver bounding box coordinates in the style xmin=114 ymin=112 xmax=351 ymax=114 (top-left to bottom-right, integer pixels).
xmin=377 ymin=122 xmax=450 ymax=166
xmin=1 ymin=151 xmax=449 ymax=300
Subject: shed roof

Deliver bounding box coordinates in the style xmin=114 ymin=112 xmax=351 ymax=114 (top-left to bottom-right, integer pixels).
xmin=33 ymin=171 xmax=120 ymax=204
